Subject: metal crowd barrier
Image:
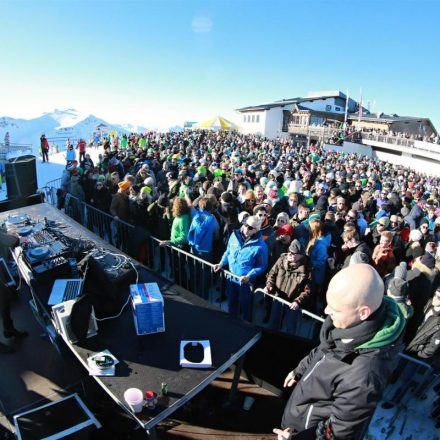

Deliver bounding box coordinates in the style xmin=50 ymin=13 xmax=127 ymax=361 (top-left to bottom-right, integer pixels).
xmin=43 ymin=190 xmax=321 ymax=339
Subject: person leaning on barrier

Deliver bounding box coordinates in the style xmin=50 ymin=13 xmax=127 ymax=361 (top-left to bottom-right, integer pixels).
xmin=274 ymin=264 xmax=406 ymax=440
xmin=213 ymin=215 xmax=268 ymax=321
xmin=110 ymin=180 xmax=131 ymax=222
xmin=265 ymin=239 xmax=311 ymax=333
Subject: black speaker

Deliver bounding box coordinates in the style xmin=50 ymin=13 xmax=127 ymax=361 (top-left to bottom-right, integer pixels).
xmin=5 ymin=155 xmax=38 ymax=199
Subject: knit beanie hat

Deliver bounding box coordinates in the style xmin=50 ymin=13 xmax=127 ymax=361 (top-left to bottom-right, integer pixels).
xmin=388 ymin=278 xmax=408 ymax=298
xmin=378 ymin=217 xmax=390 ymax=228
xmin=419 ymin=218 xmax=429 ymax=227
xmin=143 ymin=177 xmax=154 ymax=187
xmin=421 ymin=252 xmax=436 ymax=269
xmin=276 ymin=224 xmax=294 ymax=237
xmin=394 ymin=262 xmax=408 ymax=281
xmin=289 ymin=239 xmax=304 ymax=254
xmin=118 ymin=180 xmax=130 ymax=191
xmin=308 ymin=213 xmax=321 ymax=222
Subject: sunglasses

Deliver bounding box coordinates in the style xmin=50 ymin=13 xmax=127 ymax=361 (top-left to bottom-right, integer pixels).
xmin=245 ymin=224 xmax=256 ymax=231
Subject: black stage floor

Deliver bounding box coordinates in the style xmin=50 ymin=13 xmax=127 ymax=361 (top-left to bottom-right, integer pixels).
xmin=0 ymin=279 xmax=287 ymax=440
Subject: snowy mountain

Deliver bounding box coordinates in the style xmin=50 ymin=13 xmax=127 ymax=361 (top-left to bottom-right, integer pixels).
xmin=0 ymin=109 xmax=149 ymax=155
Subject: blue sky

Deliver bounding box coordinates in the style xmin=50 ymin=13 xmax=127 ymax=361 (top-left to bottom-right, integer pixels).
xmin=1 ymin=0 xmax=439 ymax=129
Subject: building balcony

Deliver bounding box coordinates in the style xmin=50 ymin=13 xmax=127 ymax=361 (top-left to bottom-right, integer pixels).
xmin=359 ymin=132 xmax=440 ymax=154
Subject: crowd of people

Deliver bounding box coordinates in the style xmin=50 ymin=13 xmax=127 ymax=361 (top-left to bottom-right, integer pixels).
xmin=360 ymin=126 xmax=440 ymax=144
xmin=0 ymin=127 xmax=427 ymax=436
xmin=56 ymin=129 xmax=440 ymax=362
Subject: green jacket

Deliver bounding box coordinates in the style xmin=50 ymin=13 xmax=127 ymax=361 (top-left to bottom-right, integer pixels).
xmin=170 ymin=214 xmax=190 ymax=246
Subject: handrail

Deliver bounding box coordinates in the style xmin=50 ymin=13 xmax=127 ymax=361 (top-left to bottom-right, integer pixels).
xmin=253 ymin=288 xmax=325 ymax=322
xmin=0 ymin=142 xmax=33 ymax=148
xmin=359 ymin=132 xmax=440 ymax=155
xmin=0 ymin=142 xmax=33 ymax=157
xmin=147 ymin=234 xmax=241 ymax=281
xmin=43 ymin=178 xmax=63 ymax=190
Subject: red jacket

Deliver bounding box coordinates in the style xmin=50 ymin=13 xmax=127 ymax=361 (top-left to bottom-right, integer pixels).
xmin=77 ymin=140 xmax=86 ymax=152
xmin=40 ymin=137 xmax=49 ymax=150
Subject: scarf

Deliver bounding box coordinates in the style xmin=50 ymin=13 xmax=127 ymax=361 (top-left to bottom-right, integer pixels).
xmin=320 ymin=300 xmax=388 ymax=352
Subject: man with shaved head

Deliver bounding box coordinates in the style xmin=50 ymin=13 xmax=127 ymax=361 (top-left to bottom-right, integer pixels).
xmin=274 ymin=264 xmax=406 ymax=439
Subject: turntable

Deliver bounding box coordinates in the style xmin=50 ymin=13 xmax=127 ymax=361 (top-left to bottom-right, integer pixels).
xmin=5 ymin=214 xmax=30 ymax=226
xmin=17 ymin=226 xmax=34 ymax=236
xmin=28 ymin=246 xmax=50 ymax=261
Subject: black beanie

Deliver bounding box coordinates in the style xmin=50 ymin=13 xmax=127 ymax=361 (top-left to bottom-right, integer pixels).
xmin=421 ymin=252 xmax=436 ymax=269
xmin=388 ymin=278 xmax=408 ymax=298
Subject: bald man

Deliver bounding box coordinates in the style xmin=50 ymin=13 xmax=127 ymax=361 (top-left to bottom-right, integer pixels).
xmin=274 ymin=264 xmax=406 ymax=440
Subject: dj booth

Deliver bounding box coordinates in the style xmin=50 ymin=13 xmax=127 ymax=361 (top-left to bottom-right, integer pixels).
xmin=0 ymin=203 xmax=261 ymax=437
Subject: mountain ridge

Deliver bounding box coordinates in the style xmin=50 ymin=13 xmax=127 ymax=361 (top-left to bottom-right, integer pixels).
xmin=0 ymin=109 xmax=155 ymax=152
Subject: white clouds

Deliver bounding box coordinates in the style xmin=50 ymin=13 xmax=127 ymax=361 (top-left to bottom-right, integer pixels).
xmin=191 ymin=16 xmax=213 ymax=33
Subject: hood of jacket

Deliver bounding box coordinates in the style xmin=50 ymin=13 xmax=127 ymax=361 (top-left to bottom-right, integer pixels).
xmin=356 ymin=296 xmax=406 ymax=349
xmin=412 ymin=257 xmax=436 ymax=280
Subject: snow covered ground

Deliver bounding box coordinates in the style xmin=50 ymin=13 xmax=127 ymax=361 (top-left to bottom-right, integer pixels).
xmin=0 ymin=145 xmax=105 ymax=200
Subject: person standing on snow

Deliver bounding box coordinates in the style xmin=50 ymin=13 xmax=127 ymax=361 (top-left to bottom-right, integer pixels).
xmin=76 ymin=138 xmax=87 ymax=163
xmin=40 ymin=134 xmax=49 ymax=163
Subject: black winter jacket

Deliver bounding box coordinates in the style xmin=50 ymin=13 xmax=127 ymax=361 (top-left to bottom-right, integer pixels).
xmin=282 ymin=299 xmax=404 ymax=439
xmin=406 ymin=299 xmax=440 ymax=364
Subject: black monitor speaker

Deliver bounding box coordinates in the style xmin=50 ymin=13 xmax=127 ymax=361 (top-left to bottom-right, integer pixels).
xmin=5 ymin=155 xmax=38 ymax=199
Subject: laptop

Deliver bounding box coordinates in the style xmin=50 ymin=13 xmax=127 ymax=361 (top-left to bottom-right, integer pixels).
xmin=48 ymin=279 xmax=84 ymax=306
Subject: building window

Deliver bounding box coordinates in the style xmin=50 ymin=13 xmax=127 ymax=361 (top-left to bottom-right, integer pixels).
xmin=282 ymin=110 xmax=290 ymax=132
xmin=256 ymin=115 xmax=260 ymax=123
xmin=252 ymin=115 xmax=255 ymax=123
xmin=243 ymin=115 xmax=246 ymax=122
xmin=326 ymin=104 xmax=332 ymax=111
xmin=335 ymin=97 xmax=345 ymax=107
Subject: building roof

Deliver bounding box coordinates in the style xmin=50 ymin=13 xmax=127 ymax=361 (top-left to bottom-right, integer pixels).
xmin=236 ymin=91 xmax=348 ymax=112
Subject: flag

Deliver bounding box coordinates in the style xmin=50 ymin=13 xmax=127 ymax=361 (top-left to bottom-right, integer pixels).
xmin=344 ymin=89 xmax=349 ymax=130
